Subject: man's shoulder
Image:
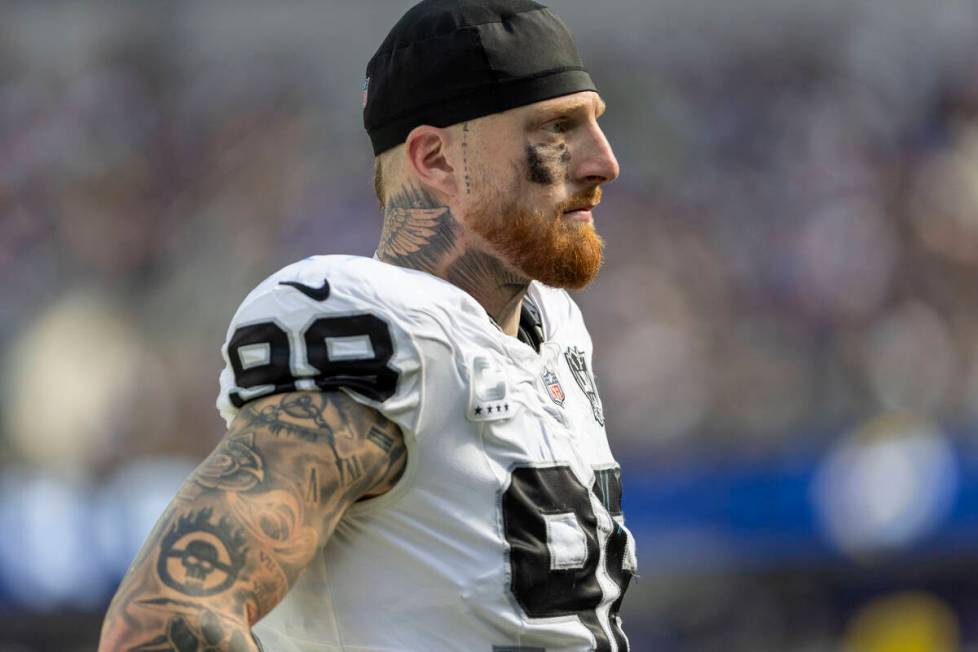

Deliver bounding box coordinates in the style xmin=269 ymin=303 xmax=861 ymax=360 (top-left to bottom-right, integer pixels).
xmin=255 ymin=254 xmax=444 ymax=298
xmin=237 ymin=254 xmax=474 ymax=321
xmin=217 ymin=255 xmax=450 ymax=428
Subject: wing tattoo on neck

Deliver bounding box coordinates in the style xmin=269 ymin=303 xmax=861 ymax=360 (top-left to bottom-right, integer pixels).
xmin=379 ymin=206 xmax=460 ymax=272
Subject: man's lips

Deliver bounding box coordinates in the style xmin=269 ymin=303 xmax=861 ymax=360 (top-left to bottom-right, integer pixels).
xmin=563 ymin=203 xmax=597 ymax=222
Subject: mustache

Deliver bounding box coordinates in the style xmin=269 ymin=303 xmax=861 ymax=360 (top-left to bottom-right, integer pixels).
xmin=557 ymin=187 xmax=602 ymax=214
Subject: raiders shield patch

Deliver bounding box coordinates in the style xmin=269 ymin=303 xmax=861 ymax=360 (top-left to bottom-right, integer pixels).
xmin=564 ymin=347 xmax=605 ymax=425
xmin=542 ymin=369 xmax=566 ymax=407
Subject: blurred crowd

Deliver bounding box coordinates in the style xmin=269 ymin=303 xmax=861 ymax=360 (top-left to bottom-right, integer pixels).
xmin=582 ymin=0 xmax=978 ymax=461
xmin=2 ymin=1 xmax=978 ymax=650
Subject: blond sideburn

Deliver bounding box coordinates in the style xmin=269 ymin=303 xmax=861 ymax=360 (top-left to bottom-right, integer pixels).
xmin=373 ymin=145 xmax=405 ymax=209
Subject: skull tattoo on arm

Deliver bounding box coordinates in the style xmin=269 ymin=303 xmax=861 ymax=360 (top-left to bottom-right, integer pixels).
xmin=98 ymin=391 xmax=407 ymax=652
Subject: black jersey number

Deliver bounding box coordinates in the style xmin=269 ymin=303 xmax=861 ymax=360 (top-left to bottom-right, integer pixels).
xmin=227 ymin=315 xmax=398 ymax=407
xmin=502 ymin=466 xmax=632 ymax=652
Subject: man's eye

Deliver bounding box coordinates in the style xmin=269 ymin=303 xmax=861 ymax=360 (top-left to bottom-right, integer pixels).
xmin=544 ymin=119 xmax=570 ymax=134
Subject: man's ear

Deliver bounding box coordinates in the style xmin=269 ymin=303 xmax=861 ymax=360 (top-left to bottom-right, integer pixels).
xmin=404 ymin=125 xmax=458 ymax=199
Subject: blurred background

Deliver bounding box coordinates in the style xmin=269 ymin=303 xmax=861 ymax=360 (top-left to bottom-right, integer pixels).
xmin=1 ymin=0 xmax=977 ymax=650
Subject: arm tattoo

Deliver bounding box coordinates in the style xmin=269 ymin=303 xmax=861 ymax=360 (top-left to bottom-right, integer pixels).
xmin=99 ymin=391 xmax=406 ymax=652
xmin=127 ymin=601 xmax=255 ymax=652
xmin=156 ymin=509 xmax=248 ymax=598
xmin=194 ymin=435 xmax=265 ymax=492
xmin=366 ymin=425 xmax=394 ymax=453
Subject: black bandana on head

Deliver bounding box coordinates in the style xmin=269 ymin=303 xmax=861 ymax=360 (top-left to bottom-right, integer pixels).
xmin=364 ymin=0 xmax=596 ymax=155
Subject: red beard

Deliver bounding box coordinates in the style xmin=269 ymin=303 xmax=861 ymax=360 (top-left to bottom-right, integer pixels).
xmin=469 ymin=187 xmax=604 ymax=289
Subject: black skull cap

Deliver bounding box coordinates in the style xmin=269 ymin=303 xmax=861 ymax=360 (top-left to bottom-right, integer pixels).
xmin=364 ymin=0 xmax=596 ymax=155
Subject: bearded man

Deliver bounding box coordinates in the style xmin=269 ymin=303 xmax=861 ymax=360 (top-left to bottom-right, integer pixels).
xmin=99 ymin=1 xmax=636 ymax=650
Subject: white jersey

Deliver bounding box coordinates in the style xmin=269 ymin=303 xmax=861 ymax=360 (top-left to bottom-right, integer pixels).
xmin=216 ymin=255 xmax=637 ymax=652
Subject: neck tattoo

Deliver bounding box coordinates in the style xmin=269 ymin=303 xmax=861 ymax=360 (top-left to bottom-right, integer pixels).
xmin=376 ymin=182 xmax=529 ymax=328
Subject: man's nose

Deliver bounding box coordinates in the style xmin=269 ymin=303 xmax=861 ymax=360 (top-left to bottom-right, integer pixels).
xmin=573 ymin=123 xmax=620 ymax=185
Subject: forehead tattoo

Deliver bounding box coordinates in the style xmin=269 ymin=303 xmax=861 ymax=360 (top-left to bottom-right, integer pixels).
xmin=526 ymin=143 xmax=571 ymax=186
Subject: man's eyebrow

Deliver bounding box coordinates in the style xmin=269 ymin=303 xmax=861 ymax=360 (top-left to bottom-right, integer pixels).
xmin=532 ymin=96 xmax=606 ymax=121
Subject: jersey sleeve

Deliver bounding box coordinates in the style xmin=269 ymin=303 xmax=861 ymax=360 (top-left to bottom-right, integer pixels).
xmin=215 ymin=256 xmax=435 ymax=436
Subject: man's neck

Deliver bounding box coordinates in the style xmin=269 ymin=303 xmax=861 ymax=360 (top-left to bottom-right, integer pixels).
xmin=376 ymin=182 xmax=529 ymax=336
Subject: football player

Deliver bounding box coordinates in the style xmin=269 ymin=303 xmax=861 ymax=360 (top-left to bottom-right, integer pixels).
xmin=99 ymin=1 xmax=636 ymax=650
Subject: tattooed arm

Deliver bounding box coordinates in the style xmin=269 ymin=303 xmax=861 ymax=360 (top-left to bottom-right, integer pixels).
xmin=98 ymin=391 xmax=406 ymax=652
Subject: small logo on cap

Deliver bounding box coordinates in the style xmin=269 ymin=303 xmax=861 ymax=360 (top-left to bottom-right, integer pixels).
xmin=362 ymin=77 xmax=370 ymax=108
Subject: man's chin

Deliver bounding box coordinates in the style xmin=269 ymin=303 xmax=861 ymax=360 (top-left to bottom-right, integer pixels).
xmin=541 ymin=261 xmax=603 ymax=290
xmin=515 ymin=235 xmax=604 ymax=289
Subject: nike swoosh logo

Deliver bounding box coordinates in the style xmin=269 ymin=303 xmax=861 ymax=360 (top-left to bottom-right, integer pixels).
xmin=279 ymin=278 xmax=331 ymax=301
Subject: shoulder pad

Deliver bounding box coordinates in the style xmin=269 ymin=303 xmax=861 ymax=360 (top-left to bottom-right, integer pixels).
xmin=216 ymin=255 xmax=450 ymax=429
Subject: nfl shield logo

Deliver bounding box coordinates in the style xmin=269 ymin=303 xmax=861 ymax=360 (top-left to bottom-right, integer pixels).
xmin=362 ymin=77 xmax=370 ymax=108
xmin=542 ymin=369 xmax=566 ymax=407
